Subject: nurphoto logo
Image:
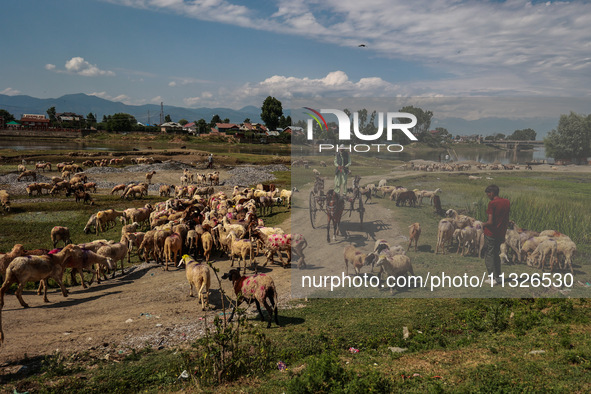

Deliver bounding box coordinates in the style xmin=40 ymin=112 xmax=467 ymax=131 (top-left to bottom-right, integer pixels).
xmin=304 ymin=107 xmax=418 ymax=153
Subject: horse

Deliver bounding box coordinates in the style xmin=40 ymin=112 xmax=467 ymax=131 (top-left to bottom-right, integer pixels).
xmin=326 ymin=189 xmax=345 ymax=242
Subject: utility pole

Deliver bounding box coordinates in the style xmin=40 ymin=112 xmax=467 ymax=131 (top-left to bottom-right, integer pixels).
xmin=160 ymin=102 xmax=164 ymax=125
xmin=148 ymin=110 xmax=150 ymax=126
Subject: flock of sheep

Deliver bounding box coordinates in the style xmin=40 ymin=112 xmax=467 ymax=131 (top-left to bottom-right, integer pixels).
xmin=0 ymin=158 xmax=300 ymax=345
xmin=337 ymin=174 xmax=577 ymax=294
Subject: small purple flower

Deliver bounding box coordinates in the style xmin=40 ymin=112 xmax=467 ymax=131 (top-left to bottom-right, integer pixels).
xmin=277 ymin=361 xmax=287 ymax=371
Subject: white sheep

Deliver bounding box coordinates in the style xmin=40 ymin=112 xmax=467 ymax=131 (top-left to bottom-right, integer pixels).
xmin=178 ymin=255 xmax=211 ymax=311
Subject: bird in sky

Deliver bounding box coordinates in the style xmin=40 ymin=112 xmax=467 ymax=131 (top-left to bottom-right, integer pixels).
xmin=358 ymin=44 xmax=366 ymax=47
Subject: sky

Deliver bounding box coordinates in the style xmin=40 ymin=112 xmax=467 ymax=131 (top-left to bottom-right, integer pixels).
xmin=2 ymin=0 xmax=591 ymax=117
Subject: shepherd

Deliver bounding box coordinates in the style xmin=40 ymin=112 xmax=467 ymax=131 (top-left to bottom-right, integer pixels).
xmin=207 ymin=154 xmax=213 ymax=169
xmin=334 ymin=146 xmax=351 ymax=195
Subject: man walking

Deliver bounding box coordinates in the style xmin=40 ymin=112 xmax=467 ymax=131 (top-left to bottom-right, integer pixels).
xmin=482 ymin=185 xmax=510 ymax=285
xmin=207 ymin=154 xmax=213 ymax=169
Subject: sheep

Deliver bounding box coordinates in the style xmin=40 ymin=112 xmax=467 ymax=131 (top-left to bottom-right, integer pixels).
xmin=374 ymin=253 xmax=414 ymax=294
xmin=527 ymin=238 xmax=558 ymax=271
xmin=62 ymin=245 xmax=114 ymax=288
xmin=110 ymin=184 xmax=127 ymax=195
xmin=421 ymin=188 xmax=442 ymax=205
xmin=343 ymin=245 xmax=371 ymax=276
xmin=163 ymin=233 xmax=183 ymax=271
xmin=96 ymin=209 xmax=125 ymax=234
xmin=408 ymin=223 xmax=421 ymax=252
xmin=395 ymin=191 xmax=417 ymax=207
xmin=159 ymin=184 xmax=173 ymax=197
xmin=17 ymin=170 xmax=37 ymax=182
xmin=226 ymin=231 xmax=255 ymax=272
xmin=555 ymin=238 xmax=576 ymax=273
xmin=17 ymin=164 xmax=27 ymax=172
xmin=0 ymin=244 xmax=26 ymax=283
xmin=221 ymin=269 xmax=279 ymax=328
xmin=435 ymin=219 xmax=455 ymax=254
xmin=178 ymin=255 xmax=211 ymax=311
xmin=378 ymin=179 xmax=387 ymax=188
xmin=74 ymin=190 xmax=94 ymax=205
xmin=201 ymin=232 xmax=214 ymax=263
xmin=26 ymin=183 xmax=43 ymax=197
xmin=83 ymin=213 xmax=98 ymax=234
xmin=455 ymin=225 xmax=478 ymax=256
xmin=51 ymin=226 xmax=72 ymax=248
xmin=445 ymin=209 xmax=474 ymax=229
xmin=0 ymin=190 xmax=10 ymax=212
xmin=96 ymin=239 xmax=129 ymax=278
xmin=145 ymin=170 xmax=156 ymax=184
xmin=262 ymin=233 xmax=305 ymax=268
xmin=123 ymin=184 xmax=148 ymax=199
xmin=1 ymin=245 xmax=76 ymax=308
xmin=138 ymin=229 xmax=157 ymax=263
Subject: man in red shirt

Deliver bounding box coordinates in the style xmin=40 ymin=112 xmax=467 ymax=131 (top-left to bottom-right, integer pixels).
xmin=482 ymin=185 xmax=510 ymax=285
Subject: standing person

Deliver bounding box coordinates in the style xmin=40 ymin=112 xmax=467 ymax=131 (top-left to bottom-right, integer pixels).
xmin=334 ymin=147 xmax=351 ymax=195
xmin=482 ymin=184 xmax=510 ymax=285
xmin=207 ymin=154 xmax=213 ymax=169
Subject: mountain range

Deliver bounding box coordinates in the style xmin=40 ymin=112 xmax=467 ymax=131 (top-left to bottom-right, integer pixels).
xmin=0 ymin=93 xmax=560 ymax=137
xmin=0 ymin=93 xmax=263 ymax=125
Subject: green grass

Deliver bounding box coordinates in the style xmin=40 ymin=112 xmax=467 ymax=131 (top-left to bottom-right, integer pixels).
xmin=5 ymin=298 xmax=591 ymax=392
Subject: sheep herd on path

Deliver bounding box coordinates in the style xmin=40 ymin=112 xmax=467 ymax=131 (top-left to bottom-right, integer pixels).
xmin=0 ymin=157 xmax=301 ymax=346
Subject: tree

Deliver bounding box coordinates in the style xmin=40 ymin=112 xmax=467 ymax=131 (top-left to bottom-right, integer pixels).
xmin=164 ymin=114 xmax=172 ymax=123
xmin=178 ymin=119 xmax=188 ymax=126
xmin=243 ymin=118 xmax=251 ymax=124
xmin=399 ymin=105 xmax=433 ymax=140
xmin=86 ymin=113 xmax=97 ymax=128
xmin=545 ymin=112 xmax=591 ymax=161
xmin=0 ymin=109 xmax=15 ymax=124
xmin=261 ymin=96 xmax=283 ymax=131
xmin=197 ymin=118 xmax=208 ymax=134
xmin=107 ymin=113 xmax=136 ymax=132
xmin=509 ymin=128 xmax=536 ymax=141
xmin=210 ymin=114 xmax=222 ymax=129
xmin=494 ymin=133 xmax=506 ymax=141
xmin=46 ymin=106 xmax=57 ymax=126
xmin=223 ymin=118 xmax=230 ymax=124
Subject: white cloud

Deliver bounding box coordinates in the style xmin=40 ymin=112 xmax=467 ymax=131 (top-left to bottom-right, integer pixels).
xmin=47 ymin=57 xmax=115 ymax=77
xmin=109 ymin=0 xmax=591 ymax=96
xmin=168 ymin=81 xmax=177 ymax=87
xmin=1 ymin=87 xmax=21 ymax=96
xmin=89 ymin=91 xmax=132 ymax=104
xmin=183 ymin=91 xmax=215 ymax=107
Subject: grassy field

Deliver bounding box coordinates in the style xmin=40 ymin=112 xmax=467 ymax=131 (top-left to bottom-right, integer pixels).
xmin=2 ymin=162 xmax=591 ymax=392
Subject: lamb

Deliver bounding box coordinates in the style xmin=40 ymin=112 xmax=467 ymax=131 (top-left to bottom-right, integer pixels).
xmin=0 ymin=244 xmax=26 ymax=283
xmin=221 ymin=269 xmax=279 ymax=328
xmin=26 ymin=183 xmax=43 ymax=197
xmin=226 ymin=231 xmax=255 ymax=272
xmin=201 ymin=232 xmax=214 ymax=263
xmin=178 ymin=255 xmax=211 ymax=311
xmin=421 ymin=188 xmax=442 ymax=205
xmin=435 ymin=219 xmax=455 ymax=254
xmin=455 ymin=225 xmax=478 ymax=256
xmin=51 ymin=226 xmax=72 ymax=248
xmin=343 ymin=245 xmax=371 ymax=276
xmin=163 ymin=233 xmax=183 ymax=271
xmin=74 ymin=190 xmax=94 ymax=205
xmin=407 ymin=223 xmax=421 ymax=252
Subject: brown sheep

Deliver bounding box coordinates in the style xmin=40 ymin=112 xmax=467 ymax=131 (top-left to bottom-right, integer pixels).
xmin=407 ymin=223 xmax=421 ymax=252
xmin=163 ymin=233 xmax=183 ymax=271
xmin=178 ymin=255 xmax=211 ymax=311
xmin=201 ymin=232 xmax=213 ymax=263
xmin=51 ymin=226 xmax=72 ymax=248
xmin=110 ymin=184 xmax=127 ymax=195
xmin=226 ymin=231 xmax=255 ymax=272
xmin=343 ymin=245 xmax=371 ymax=276
xmin=0 ymin=244 xmax=26 ymax=283
xmin=221 ymin=269 xmax=279 ymax=328
xmin=17 ymin=170 xmax=37 ymax=182
xmin=145 ymin=170 xmax=156 ymax=184
xmin=0 ymin=190 xmax=10 ymax=212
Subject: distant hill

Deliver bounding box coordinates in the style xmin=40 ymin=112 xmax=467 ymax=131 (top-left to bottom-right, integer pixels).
xmin=0 ymin=93 xmax=263 ymax=125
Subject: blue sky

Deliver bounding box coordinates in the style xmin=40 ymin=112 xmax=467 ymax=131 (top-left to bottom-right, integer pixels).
xmin=2 ymin=0 xmax=591 ymax=114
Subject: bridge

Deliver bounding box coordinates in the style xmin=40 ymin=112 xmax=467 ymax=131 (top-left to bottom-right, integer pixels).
xmin=481 ymin=140 xmax=544 ymax=149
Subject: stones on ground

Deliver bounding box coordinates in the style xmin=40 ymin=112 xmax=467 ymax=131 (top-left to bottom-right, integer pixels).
xmin=389 ymin=346 xmax=408 ymax=353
